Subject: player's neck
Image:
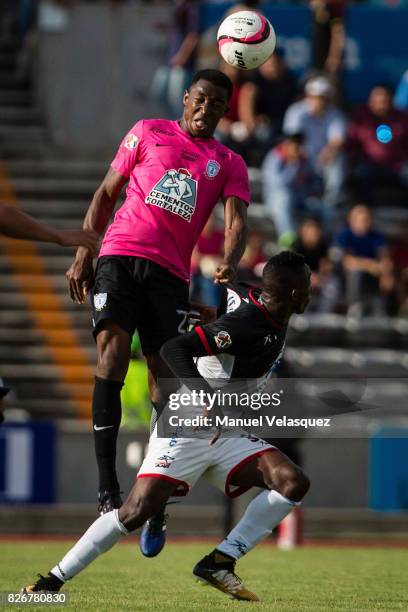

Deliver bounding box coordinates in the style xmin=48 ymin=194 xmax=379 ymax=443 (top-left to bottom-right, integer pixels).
xmin=260 ymin=292 xmax=291 ymax=324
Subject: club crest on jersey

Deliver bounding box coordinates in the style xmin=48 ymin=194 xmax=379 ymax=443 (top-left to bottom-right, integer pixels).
xmin=205 ymin=160 xmax=221 ymax=179
xmin=94 ymin=293 xmax=107 ymax=311
xmin=145 ymin=168 xmax=198 ymax=222
xmin=227 ymin=288 xmax=241 ymax=313
xmin=155 ymin=454 xmax=174 ymax=469
xmin=214 ymin=330 xmax=232 ymax=349
xmin=123 ymin=133 xmax=139 ymax=150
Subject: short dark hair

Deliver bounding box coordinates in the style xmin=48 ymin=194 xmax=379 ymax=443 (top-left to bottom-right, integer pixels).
xmin=283 ymin=132 xmax=304 ymax=145
xmin=190 ymin=69 xmax=233 ymax=100
xmin=263 ymin=251 xmax=307 ymax=293
xmin=371 ymin=83 xmax=393 ymax=95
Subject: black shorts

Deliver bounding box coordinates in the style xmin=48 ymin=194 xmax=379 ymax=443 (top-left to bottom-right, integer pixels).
xmin=91 ymin=256 xmax=190 ymax=355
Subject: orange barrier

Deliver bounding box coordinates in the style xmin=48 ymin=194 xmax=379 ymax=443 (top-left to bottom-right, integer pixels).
xmin=0 ymin=162 xmax=93 ymax=418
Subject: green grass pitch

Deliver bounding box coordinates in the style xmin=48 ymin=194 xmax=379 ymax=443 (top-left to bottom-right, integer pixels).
xmin=1 ymin=540 xmax=407 ymax=611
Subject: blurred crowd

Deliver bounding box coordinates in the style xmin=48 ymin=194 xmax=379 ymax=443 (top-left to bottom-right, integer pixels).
xmin=3 ymin=0 xmax=408 ymax=319
xmin=154 ymin=0 xmax=408 ymax=318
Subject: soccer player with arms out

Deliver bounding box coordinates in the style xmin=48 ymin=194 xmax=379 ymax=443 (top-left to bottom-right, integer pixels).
xmin=65 ymin=70 xmax=249 ymax=513
xmin=24 ymin=252 xmax=311 ymax=602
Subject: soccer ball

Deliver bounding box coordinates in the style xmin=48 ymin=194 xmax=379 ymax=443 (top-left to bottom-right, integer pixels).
xmin=217 ymin=11 xmax=276 ymax=71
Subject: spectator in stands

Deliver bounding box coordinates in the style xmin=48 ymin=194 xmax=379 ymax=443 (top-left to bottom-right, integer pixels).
xmin=283 ymin=76 xmax=346 ymax=211
xmin=394 ymin=69 xmax=408 ymax=110
xmin=292 ymin=217 xmax=340 ymax=313
xmin=348 ymin=84 xmax=408 ymax=198
xmin=333 ymin=204 xmax=394 ymax=317
xmin=391 ymin=222 xmax=408 ymax=316
xmin=237 ymin=229 xmax=267 ymax=284
xmin=262 ymin=133 xmax=323 ymax=246
xmin=191 ymin=215 xmax=224 ymax=307
xmin=309 ymin=0 xmax=346 ymax=79
xmin=238 ymin=51 xmax=297 ymax=161
xmin=150 ymin=0 xmax=200 ymax=118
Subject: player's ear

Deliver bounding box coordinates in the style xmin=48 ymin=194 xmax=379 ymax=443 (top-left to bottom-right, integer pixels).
xmin=182 ymin=90 xmax=189 ymax=107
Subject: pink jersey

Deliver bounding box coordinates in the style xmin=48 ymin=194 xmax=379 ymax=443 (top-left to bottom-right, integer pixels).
xmin=99 ymin=119 xmax=250 ymax=282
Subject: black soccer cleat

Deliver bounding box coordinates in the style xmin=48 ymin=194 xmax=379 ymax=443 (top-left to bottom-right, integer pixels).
xmin=22 ymin=573 xmax=64 ymax=594
xmin=97 ymin=490 xmax=123 ymax=515
xmin=193 ymin=552 xmax=259 ymax=601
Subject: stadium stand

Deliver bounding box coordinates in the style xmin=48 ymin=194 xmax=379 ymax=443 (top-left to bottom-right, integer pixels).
xmin=1 ymin=3 xmax=408 ymax=427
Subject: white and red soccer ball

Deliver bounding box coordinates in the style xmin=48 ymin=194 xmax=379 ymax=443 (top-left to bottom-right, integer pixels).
xmin=217 ymin=11 xmax=276 ymax=71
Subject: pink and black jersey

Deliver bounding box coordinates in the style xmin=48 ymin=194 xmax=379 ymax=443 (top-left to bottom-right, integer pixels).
xmin=99 ymin=119 xmax=250 ymax=282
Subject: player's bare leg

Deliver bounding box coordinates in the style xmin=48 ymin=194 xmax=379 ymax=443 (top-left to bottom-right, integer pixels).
xmin=22 ymin=478 xmax=175 ymax=593
xmin=93 ymin=321 xmax=131 ymax=513
xmin=139 ymin=353 xmax=180 ymax=556
xmin=193 ymin=449 xmax=310 ymax=601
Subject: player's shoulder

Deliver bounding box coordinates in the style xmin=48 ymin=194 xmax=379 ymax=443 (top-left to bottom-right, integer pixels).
xmin=223 ymin=283 xmax=286 ymax=332
xmin=217 ymin=282 xmax=256 ymax=316
xmin=213 ymin=140 xmax=247 ymax=167
xmin=226 ymin=282 xmax=253 ymax=311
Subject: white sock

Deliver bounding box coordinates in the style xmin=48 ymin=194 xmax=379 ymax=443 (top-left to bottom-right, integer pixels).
xmin=217 ymin=490 xmax=297 ymax=560
xmin=51 ymin=510 xmax=128 ymax=581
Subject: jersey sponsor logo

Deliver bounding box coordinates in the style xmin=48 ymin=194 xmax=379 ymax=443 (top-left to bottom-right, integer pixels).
xmin=181 ymin=148 xmax=199 ymax=162
xmin=146 ymin=168 xmax=198 ymax=222
xmin=214 ymin=330 xmax=232 ymax=349
xmin=226 ymin=288 xmax=241 ymax=313
xmin=123 ymin=133 xmax=139 ymax=150
xmin=205 ymin=159 xmax=221 ymax=179
xmin=264 ymin=334 xmax=273 ymax=345
xmin=94 ymin=293 xmax=107 ymax=311
xmin=155 ymin=454 xmax=174 ymax=469
xmin=150 ymin=126 xmax=175 ymax=136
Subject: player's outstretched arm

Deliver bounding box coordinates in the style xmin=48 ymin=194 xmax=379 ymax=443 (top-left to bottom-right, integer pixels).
xmin=66 ymin=168 xmax=127 ymax=303
xmin=0 ymin=202 xmax=98 ymax=251
xmin=215 ymin=196 xmax=247 ymax=284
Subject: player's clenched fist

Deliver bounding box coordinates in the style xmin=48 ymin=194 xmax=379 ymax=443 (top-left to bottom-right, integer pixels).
xmin=214 ymin=262 xmax=236 ymax=284
xmin=66 ymin=251 xmax=94 ymax=304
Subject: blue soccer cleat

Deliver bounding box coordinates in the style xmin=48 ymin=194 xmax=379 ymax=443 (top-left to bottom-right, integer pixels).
xmin=139 ymin=508 xmax=168 ymax=557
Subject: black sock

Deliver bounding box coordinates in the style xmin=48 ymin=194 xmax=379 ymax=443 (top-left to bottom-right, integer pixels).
xmin=92 ymin=376 xmax=123 ymax=493
xmin=212 ymin=549 xmax=236 ymax=566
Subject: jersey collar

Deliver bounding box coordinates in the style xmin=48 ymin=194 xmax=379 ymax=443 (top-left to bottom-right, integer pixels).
xmin=248 ymin=288 xmax=284 ymax=330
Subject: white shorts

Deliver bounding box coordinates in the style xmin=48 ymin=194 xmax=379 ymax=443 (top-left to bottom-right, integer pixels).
xmin=137 ymin=433 xmax=276 ymax=498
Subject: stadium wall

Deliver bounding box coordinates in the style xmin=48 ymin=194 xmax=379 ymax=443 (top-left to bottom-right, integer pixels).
xmin=34 ymin=2 xmax=170 ymax=153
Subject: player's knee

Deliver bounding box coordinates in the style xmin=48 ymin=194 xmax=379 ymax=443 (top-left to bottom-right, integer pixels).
xmin=119 ymin=495 xmax=156 ymax=532
xmin=271 ymin=463 xmax=310 ymax=503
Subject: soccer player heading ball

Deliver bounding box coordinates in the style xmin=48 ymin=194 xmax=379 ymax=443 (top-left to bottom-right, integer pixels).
xmin=23 ymin=252 xmax=311 ymax=602
xmin=65 ymin=69 xmax=250 ymax=513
